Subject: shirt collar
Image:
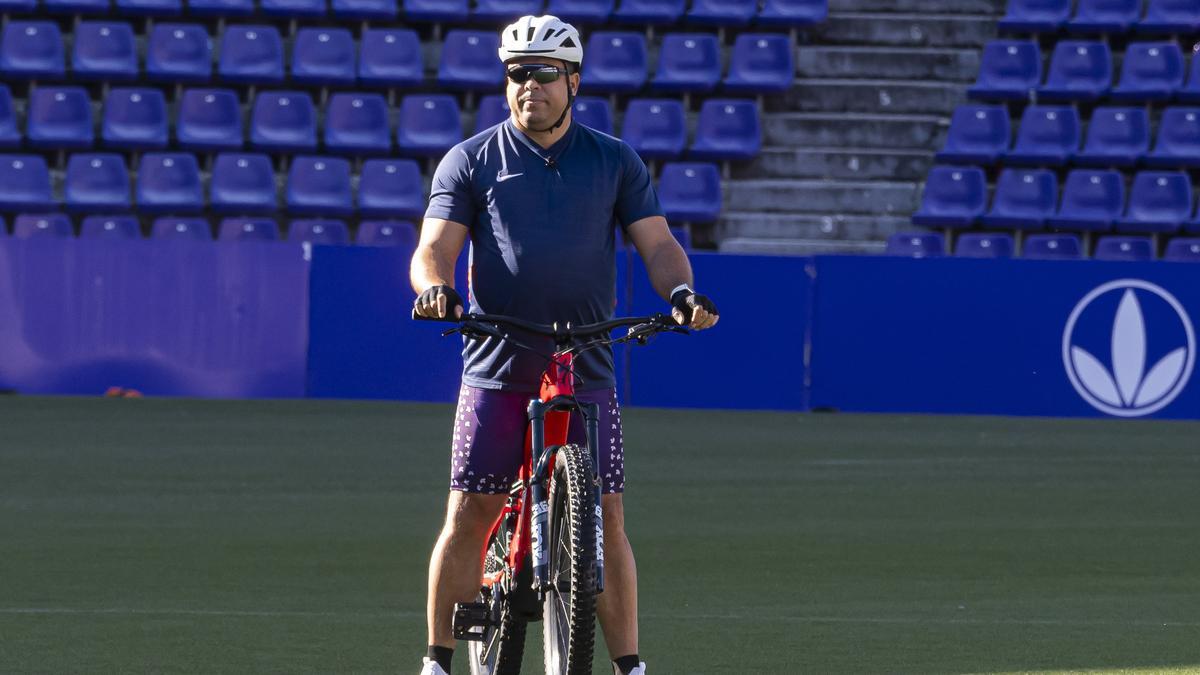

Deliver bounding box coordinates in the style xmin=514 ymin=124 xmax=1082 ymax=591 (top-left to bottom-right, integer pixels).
xmin=506 ymin=117 xmax=578 ymax=161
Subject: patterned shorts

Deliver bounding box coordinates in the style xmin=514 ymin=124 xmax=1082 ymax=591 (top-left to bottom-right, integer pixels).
xmin=450 ymin=385 xmax=625 ymax=494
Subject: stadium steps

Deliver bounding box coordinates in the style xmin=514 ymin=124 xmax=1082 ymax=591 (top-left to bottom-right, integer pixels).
xmin=718 ymin=211 xmax=909 ymax=239
xmin=725 ymin=178 xmax=919 ymax=215
xmin=816 ymin=12 xmax=999 ymax=48
xmin=795 ymin=46 xmax=981 ymax=82
xmin=735 ymin=147 xmax=933 ymax=181
xmin=829 ymin=0 xmax=1005 ymax=13
xmin=772 ymin=78 xmax=966 ymax=115
xmin=763 ymin=112 xmax=947 ymax=149
xmin=717 ymin=237 xmax=886 ymax=254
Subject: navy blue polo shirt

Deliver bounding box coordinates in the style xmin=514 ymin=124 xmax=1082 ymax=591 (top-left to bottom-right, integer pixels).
xmin=425 ymin=119 xmax=664 ymax=392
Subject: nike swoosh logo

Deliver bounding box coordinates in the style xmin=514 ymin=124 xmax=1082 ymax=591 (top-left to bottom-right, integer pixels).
xmin=496 ymin=173 xmax=523 ymax=182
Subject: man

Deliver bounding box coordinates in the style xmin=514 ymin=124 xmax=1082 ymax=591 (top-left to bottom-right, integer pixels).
xmin=412 ymin=15 xmax=718 ymax=675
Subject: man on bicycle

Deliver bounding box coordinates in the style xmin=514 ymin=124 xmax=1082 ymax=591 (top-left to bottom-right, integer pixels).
xmin=411 ymin=15 xmax=718 ymax=675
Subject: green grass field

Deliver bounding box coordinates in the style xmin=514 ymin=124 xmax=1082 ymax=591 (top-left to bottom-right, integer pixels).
xmin=2 ymin=397 xmax=1199 ymax=674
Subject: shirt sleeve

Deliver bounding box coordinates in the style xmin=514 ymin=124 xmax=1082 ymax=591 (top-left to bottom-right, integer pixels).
xmin=424 ymin=146 xmax=476 ymax=226
xmin=613 ymin=142 xmax=665 ymax=230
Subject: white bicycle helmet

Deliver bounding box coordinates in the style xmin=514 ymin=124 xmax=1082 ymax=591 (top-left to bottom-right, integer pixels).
xmin=498 ymin=15 xmax=583 ymax=70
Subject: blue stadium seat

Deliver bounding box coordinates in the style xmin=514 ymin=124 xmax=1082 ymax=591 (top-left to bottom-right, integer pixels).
xmin=405 ymin=0 xmax=469 ymax=22
xmin=103 ymin=88 xmax=169 ymax=150
xmin=396 ymin=95 xmax=464 ymax=157
xmin=1146 ymin=107 xmax=1200 ymax=168
xmin=177 ymin=88 xmax=243 ymax=151
xmin=44 ymin=0 xmax=108 ymax=14
xmin=657 ymin=162 xmax=721 ymax=224
xmin=475 ymin=95 xmax=511 ymax=133
xmin=884 ymin=232 xmax=944 ymax=257
xmin=358 ymin=29 xmax=423 ymax=88
xmin=1075 ymin=107 xmax=1150 ymax=167
xmin=27 ymin=87 xmax=94 ymax=150
xmin=998 ymin=0 xmax=1071 ymax=32
xmin=13 ymin=213 xmax=73 ymax=239
xmin=332 ymin=0 xmax=397 ymax=18
xmin=1138 ymin=0 xmax=1200 ymax=33
xmin=1067 ymin=0 xmax=1141 ymax=33
xmin=287 ymin=157 xmax=353 ymax=216
xmin=261 ymin=0 xmax=326 ymax=16
xmin=188 ymin=0 xmax=253 ymax=15
xmin=1023 ymin=233 xmax=1083 ymax=259
xmin=1095 ymin=236 xmax=1154 ymax=261
xmin=358 ymin=220 xmax=417 ymax=247
xmin=935 ymin=104 xmax=1011 ymax=165
xmin=439 ymin=31 xmax=503 ymax=91
xmin=251 ymin=91 xmax=318 ymax=152
xmin=117 ymin=0 xmax=182 ymax=14
xmin=359 ymin=159 xmax=425 ymax=219
xmin=612 ymin=0 xmax=684 ymax=25
xmin=219 ymin=217 xmax=280 ymax=241
xmin=583 ymin=32 xmax=647 ymax=94
xmin=1005 ymin=105 xmax=1080 ymax=167
xmin=686 ymin=0 xmax=755 ymax=26
xmin=152 ymin=216 xmax=212 ymax=240
xmin=1 ymin=22 xmax=66 ymax=80
xmin=967 ymin=40 xmax=1041 ymax=101
xmin=723 ymin=33 xmax=794 ymax=95
xmin=911 ymin=165 xmax=987 ymax=228
xmin=219 ymin=25 xmax=284 ymax=84
xmin=147 ymin=24 xmax=212 ymax=83
xmin=757 ymin=0 xmax=827 ymax=27
xmin=545 ymin=0 xmax=612 ymax=22
xmin=1110 ymin=42 xmax=1185 ymax=102
xmin=651 ymin=33 xmax=721 ymax=94
xmin=0 ymin=86 xmax=20 ymax=148
xmin=1046 ymin=169 xmax=1124 ymax=231
xmin=0 ymin=0 xmax=36 ymax=12
xmin=471 ymin=0 xmax=542 ymax=22
xmin=324 ymin=93 xmax=392 ymax=155
xmin=956 ymin=233 xmax=1015 ymax=258
xmin=137 ymin=153 xmax=204 ymax=214
xmin=80 ymin=215 xmax=140 ymax=239
xmin=621 ymin=99 xmax=687 ymax=160
xmin=690 ymin=99 xmax=761 ymax=161
xmin=572 ymin=96 xmax=613 ymax=134
xmin=210 ymin=153 xmax=277 ymax=214
xmin=1116 ymin=171 xmax=1192 ymax=233
xmin=1038 ymin=41 xmax=1112 ymax=102
xmin=1165 ymin=238 xmax=1200 ymax=261
xmin=290 ymin=218 xmax=349 ymax=245
xmin=0 ymin=156 xmax=52 ymax=212
xmin=65 ymin=154 xmax=131 ymax=212
xmin=979 ymin=168 xmax=1057 ymax=230
xmin=1179 ymin=57 xmax=1200 ymax=103
xmin=292 ymin=28 xmax=356 ymax=86
xmin=73 ymin=22 xmax=138 ymax=81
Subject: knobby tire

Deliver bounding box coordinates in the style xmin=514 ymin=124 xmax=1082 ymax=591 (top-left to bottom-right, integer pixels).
xmin=542 ymin=443 xmax=598 ymax=674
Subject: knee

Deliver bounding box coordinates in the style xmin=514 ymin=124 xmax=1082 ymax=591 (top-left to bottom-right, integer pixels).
xmin=443 ymin=492 xmax=504 ymax=538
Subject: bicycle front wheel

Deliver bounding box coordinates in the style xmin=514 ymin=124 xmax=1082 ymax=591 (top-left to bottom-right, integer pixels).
xmin=542 ymin=443 xmax=598 ymax=675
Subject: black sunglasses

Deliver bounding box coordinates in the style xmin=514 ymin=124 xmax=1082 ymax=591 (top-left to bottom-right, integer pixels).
xmin=506 ymin=64 xmax=569 ymax=84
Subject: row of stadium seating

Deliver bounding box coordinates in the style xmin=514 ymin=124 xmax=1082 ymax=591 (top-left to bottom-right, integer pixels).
xmin=0 ymin=23 xmax=794 ymax=95
xmin=0 ymin=0 xmax=825 ymax=26
xmin=998 ymin=0 xmax=1199 ymax=35
xmin=887 ymin=231 xmax=1200 ymax=262
xmin=0 ymin=87 xmax=761 ymax=160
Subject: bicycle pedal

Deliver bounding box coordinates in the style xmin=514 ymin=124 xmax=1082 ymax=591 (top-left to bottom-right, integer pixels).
xmin=452 ymin=602 xmax=492 ymax=641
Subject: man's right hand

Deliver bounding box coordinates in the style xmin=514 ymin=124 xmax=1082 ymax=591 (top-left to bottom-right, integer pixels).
xmin=414 ymin=285 xmax=464 ymax=319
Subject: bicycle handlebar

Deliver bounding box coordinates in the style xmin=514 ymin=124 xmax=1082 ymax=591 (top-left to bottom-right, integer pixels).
xmin=412 ymin=309 xmax=685 ymax=343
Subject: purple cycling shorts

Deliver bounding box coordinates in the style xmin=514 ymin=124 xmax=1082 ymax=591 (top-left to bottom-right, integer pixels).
xmin=450 ymin=384 xmax=625 ymax=495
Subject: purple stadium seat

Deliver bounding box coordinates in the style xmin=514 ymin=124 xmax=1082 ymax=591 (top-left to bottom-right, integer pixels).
xmin=103 ymin=88 xmax=169 ymax=150
xmin=911 ymin=165 xmax=987 ymax=228
xmin=219 ymin=217 xmax=280 ymax=241
xmin=176 ymin=88 xmax=243 ymax=151
xmin=26 ymin=87 xmax=94 ymax=150
xmin=137 ymin=153 xmax=204 ymax=214
xmin=1164 ymin=238 xmax=1200 ymax=261
xmin=1146 ymin=107 xmax=1200 ymax=169
xmin=13 ymin=214 xmax=73 ymax=239
xmin=1067 ymin=0 xmax=1141 ymax=33
xmin=0 ymin=22 xmax=65 ymax=80
xmin=359 ymin=159 xmax=425 ymax=219
xmin=358 ymin=220 xmax=417 ymax=247
xmin=583 ymin=32 xmax=647 ymax=94
xmin=65 ymin=154 xmax=131 ymax=212
xmin=998 ymin=0 xmax=1071 ymax=32
xmin=73 ymin=22 xmax=138 ymax=81
xmin=1046 ymin=169 xmax=1124 ymax=231
xmin=188 ymin=0 xmax=254 ymax=14
xmin=658 ymin=162 xmax=721 ymax=224
xmin=612 ymin=0 xmax=685 ymax=25
xmin=757 ymin=0 xmax=827 ymax=26
xmin=545 ymin=0 xmax=612 ymax=22
xmin=396 ymin=95 xmax=464 ymax=157
xmin=572 ymin=97 xmax=613 ymax=134
xmin=405 ymin=0 xmax=469 ymax=22
xmin=1110 ymin=42 xmax=1185 ymax=102
xmin=0 ymin=156 xmax=53 ymax=212
xmin=968 ymin=40 xmax=1041 ymax=101
xmin=885 ymin=232 xmax=945 ymax=257
xmin=0 ymin=86 xmax=18 ymax=148
xmin=1005 ymin=105 xmax=1080 ymax=166
xmin=324 ymin=93 xmax=392 ymax=155
xmin=210 ymin=154 xmax=277 ymax=214
xmin=935 ymin=104 xmax=1011 ymax=165
xmin=358 ymin=29 xmax=424 ymax=88
xmin=471 ymin=0 xmax=543 ymax=22
xmin=333 ymin=0 xmax=397 ymax=18
xmin=439 ymin=31 xmax=504 ymax=91
xmin=117 ymin=0 xmax=183 ymax=14
xmin=251 ymin=91 xmax=318 ymax=152
xmin=690 ymin=99 xmax=761 ymax=161
xmin=261 ymin=0 xmax=326 ymax=16
xmin=725 ymin=34 xmax=795 ymax=95
xmin=290 ymin=219 xmax=350 ymax=245
xmin=980 ymin=168 xmax=1057 ymax=230
xmin=651 ymin=33 xmax=722 ymax=94
xmin=219 ymin=26 xmax=284 ymax=84
xmin=0 ymin=0 xmax=36 ymax=11
xmin=1138 ymin=0 xmax=1200 ymax=33
xmin=1023 ymin=233 xmax=1083 ymax=259
xmin=292 ymin=28 xmax=356 ymax=86
xmin=1095 ymin=236 xmax=1154 ymax=261
xmin=45 ymin=0 xmax=108 ymax=14
xmin=956 ymin=232 xmax=1015 ymax=258
xmin=80 ymin=216 xmax=140 ymax=239
xmin=1038 ymin=41 xmax=1112 ymax=102
xmin=475 ymin=95 xmax=511 ymax=133
xmin=287 ymin=157 xmax=353 ymax=216
xmin=1075 ymin=107 xmax=1149 ymax=167
xmin=147 ymin=24 xmax=212 ymax=83
xmin=686 ymin=0 xmax=755 ymax=26
xmin=152 ymin=217 xmax=212 ymax=240
xmin=1116 ymin=171 xmax=1192 ymax=234
xmin=621 ymin=99 xmax=687 ymax=160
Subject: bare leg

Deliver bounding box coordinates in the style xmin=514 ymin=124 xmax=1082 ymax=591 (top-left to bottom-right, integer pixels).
xmin=595 ymin=492 xmax=638 ymax=659
xmin=427 ymin=490 xmax=508 ymax=647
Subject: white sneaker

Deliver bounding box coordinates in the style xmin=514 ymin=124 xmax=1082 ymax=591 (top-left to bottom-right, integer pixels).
xmin=420 ymin=657 xmax=449 ymax=675
xmin=618 ymin=663 xmax=648 ymax=675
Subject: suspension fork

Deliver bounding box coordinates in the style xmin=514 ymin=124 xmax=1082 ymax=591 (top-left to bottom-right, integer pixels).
xmin=579 ymin=399 xmax=605 ymax=593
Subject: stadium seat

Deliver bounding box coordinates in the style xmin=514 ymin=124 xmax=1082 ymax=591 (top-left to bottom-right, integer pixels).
xmin=997 ymin=0 xmax=1071 ymax=32
xmin=572 ymin=97 xmax=613 ymax=134
xmin=475 ymin=95 xmax=511 ymax=133
xmin=1005 ymin=105 xmax=1080 ymax=166
xmin=1116 ymin=171 xmax=1192 ymax=233
xmin=358 ymin=29 xmax=424 ymax=88
xmin=1 ymin=22 xmax=66 ymax=79
xmin=289 ymin=219 xmax=350 ymax=245
xmin=219 ymin=26 xmax=284 ymax=84
xmin=44 ymin=0 xmax=108 ymax=14
xmin=0 ymin=86 xmax=18 ymax=148
xmin=1038 ymin=41 xmax=1112 ymax=102
xmin=935 ymin=104 xmax=1011 ymax=165
xmin=686 ymin=0 xmax=755 ymax=26
xmin=1046 ymin=169 xmax=1124 ymax=231
xmin=657 ymin=162 xmax=721 ymax=223
xmin=261 ymin=0 xmax=326 ymax=16
xmin=979 ymin=168 xmax=1057 ymax=230
xmin=152 ymin=216 xmax=212 ymax=240
xmin=651 ymin=33 xmax=721 ymax=94
xmin=956 ymin=232 xmax=1015 ymax=258
xmin=967 ymin=40 xmax=1041 ymax=101
xmin=1067 ymin=0 xmax=1141 ymax=33
xmin=583 ymin=33 xmax=647 ymax=94
xmin=287 ymin=157 xmax=353 ymax=216
xmin=439 ymin=31 xmax=504 ymax=91
xmin=26 ymin=87 xmax=94 ymax=150
xmin=757 ymin=0 xmax=827 ymax=27
xmin=1164 ymin=237 xmax=1200 ymax=261
xmin=147 ymin=24 xmax=212 ymax=83
xmin=1023 ymin=233 xmax=1083 ymax=259
xmin=612 ymin=0 xmax=685 ymax=25
xmin=292 ymin=28 xmax=356 ymax=86
xmin=73 ymin=22 xmax=138 ymax=81
xmin=1146 ymin=108 xmax=1200 ymax=168
xmin=358 ymin=220 xmax=417 ymax=246
xmin=546 ymin=0 xmax=613 ymax=22
xmin=137 ymin=153 xmax=204 ymax=214
xmin=1075 ymin=107 xmax=1150 ymax=167
xmin=690 ymin=99 xmax=761 ymax=161
xmin=65 ymin=154 xmax=131 ymax=212
xmin=103 ymin=88 xmax=169 ymax=150
xmin=884 ymin=232 xmax=944 ymax=257
xmin=324 ymin=93 xmax=392 ymax=155
xmin=219 ymin=217 xmax=280 ymax=241
xmin=621 ymin=99 xmax=687 ymax=160
xmin=359 ymin=159 xmax=425 ymax=219
xmin=404 ymin=0 xmax=469 ymax=22
xmin=396 ymin=95 xmax=464 ymax=157
xmin=0 ymin=0 xmax=36 ymax=11
xmin=250 ymin=91 xmax=318 ymax=152
xmin=0 ymin=156 xmax=52 ymax=212
xmin=177 ymin=89 xmax=243 ymax=151
xmin=1178 ymin=58 xmax=1200 ymax=103
xmin=210 ymin=153 xmax=277 ymax=214
xmin=80 ymin=215 xmax=140 ymax=239
xmin=117 ymin=0 xmax=182 ymax=14
xmin=1138 ymin=0 xmax=1200 ymax=33
xmin=1110 ymin=42 xmax=1185 ymax=102
xmin=1095 ymin=236 xmax=1154 ymax=261
xmin=188 ymin=0 xmax=254 ymax=14
xmin=13 ymin=213 xmax=73 ymax=239
xmin=723 ymin=33 xmax=795 ymax=95
xmin=332 ymin=0 xmax=398 ymax=18
xmin=910 ymin=165 xmax=987 ymax=228
xmin=471 ymin=0 xmax=543 ymax=22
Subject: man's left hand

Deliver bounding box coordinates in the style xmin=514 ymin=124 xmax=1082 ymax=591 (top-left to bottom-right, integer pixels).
xmin=671 ymin=289 xmax=719 ymax=330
